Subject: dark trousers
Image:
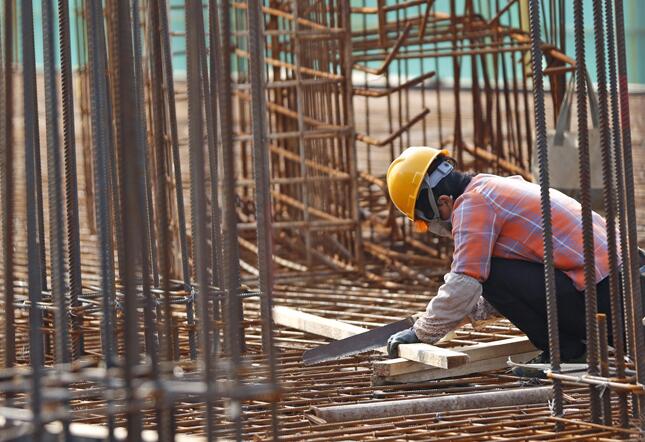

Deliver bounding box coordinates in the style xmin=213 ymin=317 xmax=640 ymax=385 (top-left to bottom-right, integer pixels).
xmin=482 ymin=258 xmax=615 ymax=361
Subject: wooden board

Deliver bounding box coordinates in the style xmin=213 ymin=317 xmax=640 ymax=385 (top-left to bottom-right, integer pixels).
xmin=273 ymin=306 xmax=469 ymax=369
xmin=373 ymin=351 xmax=540 ymax=385
xmin=397 ymin=343 xmax=470 ymax=369
xmin=272 ymin=306 xmax=368 ymax=341
xmin=373 ymin=336 xmax=536 ymax=377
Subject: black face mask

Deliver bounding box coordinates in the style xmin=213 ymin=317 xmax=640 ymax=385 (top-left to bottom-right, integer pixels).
xmin=414 ymin=188 xmax=437 ymax=222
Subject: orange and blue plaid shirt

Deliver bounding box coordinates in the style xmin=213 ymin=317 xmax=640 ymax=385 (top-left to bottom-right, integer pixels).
xmin=450 ymin=174 xmax=613 ymax=291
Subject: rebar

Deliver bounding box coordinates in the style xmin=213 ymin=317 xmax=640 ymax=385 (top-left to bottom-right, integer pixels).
xmin=573 ymin=0 xmax=602 ymax=423
xmin=21 ymin=1 xmax=45 ymax=438
xmin=614 ymin=0 xmax=645 ymax=429
xmin=0 ymin=1 xmax=641 ymax=440
xmin=527 ymin=0 xmax=563 ymax=425
xmin=603 ymin=0 xmax=629 ymax=425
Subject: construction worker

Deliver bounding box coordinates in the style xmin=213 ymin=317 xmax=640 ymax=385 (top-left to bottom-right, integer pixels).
xmin=385 ymin=146 xmax=635 ymax=374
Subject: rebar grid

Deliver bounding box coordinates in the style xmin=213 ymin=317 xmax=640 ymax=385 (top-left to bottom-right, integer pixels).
xmin=0 ymin=1 xmax=643 ymax=441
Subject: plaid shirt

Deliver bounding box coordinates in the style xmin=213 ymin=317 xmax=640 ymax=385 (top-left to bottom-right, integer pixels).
xmin=451 ymin=174 xmax=612 ymax=291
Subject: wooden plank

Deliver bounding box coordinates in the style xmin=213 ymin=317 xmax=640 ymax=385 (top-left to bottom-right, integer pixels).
xmin=272 ymin=306 xmax=367 ymax=341
xmin=459 ymin=336 xmax=536 ymax=361
xmin=373 ymin=358 xmax=429 ymax=377
xmin=373 ymin=351 xmax=539 ymax=385
xmin=397 ymin=343 xmax=470 ymax=369
xmin=273 ymin=306 xmax=469 ymax=369
xmin=373 ymin=336 xmax=536 ymax=376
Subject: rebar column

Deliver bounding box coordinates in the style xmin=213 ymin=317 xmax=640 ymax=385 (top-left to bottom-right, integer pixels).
xmin=603 ymin=0 xmax=629 ymax=425
xmin=110 ymin=0 xmax=148 ymax=438
xmin=217 ymin=0 xmax=245 ymax=357
xmin=1 ymin=0 xmax=15 ymax=373
xmin=42 ymin=0 xmax=71 ymax=367
xmin=158 ymin=0 xmax=196 ymax=359
xmin=614 ymin=0 xmax=645 ymax=428
xmin=573 ymin=0 xmax=602 ymax=423
xmin=247 ymin=0 xmax=280 ymax=438
xmin=186 ymin=1 xmax=217 ymax=439
xmin=58 ymin=0 xmax=84 ymax=359
xmin=85 ymin=0 xmax=117 ymax=437
xmin=526 ymin=0 xmax=563 ymax=426
xmin=21 ymin=0 xmax=45 ymax=438
xmin=592 ymin=0 xmax=624 ymax=426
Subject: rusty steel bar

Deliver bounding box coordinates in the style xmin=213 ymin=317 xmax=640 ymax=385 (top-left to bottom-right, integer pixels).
xmin=247 ymin=0 xmax=279 ymax=438
xmin=85 ymin=0 xmax=117 ymax=437
xmin=614 ymin=0 xmax=645 ymax=429
xmin=21 ymin=0 xmax=45 ymax=438
xmin=58 ymin=0 xmax=84 ymax=359
xmin=111 ymin=0 xmax=148 ymax=438
xmin=1 ymin=0 xmax=15 ymax=373
xmin=0 ymin=1 xmax=639 ymax=440
xmin=158 ymin=0 xmax=196 ymax=360
xmin=573 ymin=0 xmax=602 ymax=423
xmin=527 ymin=0 xmax=564 ymax=427
xmin=603 ymin=0 xmax=629 ymax=426
xmin=186 ymin=1 xmax=217 ymax=439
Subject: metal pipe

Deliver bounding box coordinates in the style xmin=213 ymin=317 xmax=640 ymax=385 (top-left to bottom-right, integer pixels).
xmin=314 ymin=387 xmax=553 ymax=422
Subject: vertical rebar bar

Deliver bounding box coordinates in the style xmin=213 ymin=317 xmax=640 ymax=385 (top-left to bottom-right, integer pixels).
xmin=603 ymin=0 xmax=629 ymax=425
xmin=207 ymin=0 xmax=224 ymax=337
xmin=597 ymin=313 xmax=612 ymax=426
xmin=614 ymin=0 xmax=645 ymax=428
xmin=59 ymin=0 xmax=84 ymax=359
xmin=1 ymin=0 xmax=15 ymax=373
xmin=573 ymin=0 xmax=602 ymax=423
xmin=158 ymin=0 xmax=196 ymax=359
xmin=110 ymin=0 xmax=145 ymax=438
xmin=247 ymin=1 xmax=280 ymax=439
xmin=186 ymin=0 xmax=217 ymax=439
xmin=592 ymin=0 xmax=622 ymax=427
xmin=132 ymin=0 xmax=158 ymax=360
xmin=85 ymin=1 xmax=117 ymax=438
xmin=148 ymin=3 xmax=176 ymax=439
xmin=217 ymin=0 xmax=245 ymax=359
xmin=42 ymin=0 xmax=71 ymax=367
xmin=527 ymin=0 xmax=563 ymax=427
xmin=21 ymin=1 xmax=45 ymax=438
xmin=291 ymin=0 xmax=313 ymax=267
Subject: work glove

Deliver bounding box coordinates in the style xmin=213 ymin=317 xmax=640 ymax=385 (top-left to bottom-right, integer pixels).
xmin=387 ymin=327 xmax=420 ymax=358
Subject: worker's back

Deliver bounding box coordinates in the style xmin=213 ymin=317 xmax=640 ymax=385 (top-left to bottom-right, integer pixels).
xmin=450 ymin=174 xmax=613 ymax=290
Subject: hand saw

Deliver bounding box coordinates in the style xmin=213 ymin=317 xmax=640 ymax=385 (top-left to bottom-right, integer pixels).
xmin=302 ymin=316 xmax=416 ymax=366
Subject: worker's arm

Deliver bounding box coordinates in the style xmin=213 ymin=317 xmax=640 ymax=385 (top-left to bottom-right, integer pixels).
xmin=414 ymin=191 xmax=502 ymax=344
xmin=388 ymin=278 xmax=499 ymax=355
xmin=412 ymin=272 xmax=484 ymax=343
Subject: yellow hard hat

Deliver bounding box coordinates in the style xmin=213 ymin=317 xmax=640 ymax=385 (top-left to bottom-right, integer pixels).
xmin=386 ymin=146 xmax=451 ymax=221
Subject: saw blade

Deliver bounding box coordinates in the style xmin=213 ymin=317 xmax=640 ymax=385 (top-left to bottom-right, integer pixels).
xmin=302 ymin=317 xmax=415 ymax=366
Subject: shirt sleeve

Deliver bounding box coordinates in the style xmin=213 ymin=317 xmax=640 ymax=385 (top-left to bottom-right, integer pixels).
xmin=450 ymin=191 xmax=501 ymax=282
xmin=413 ymin=272 xmax=483 ymax=344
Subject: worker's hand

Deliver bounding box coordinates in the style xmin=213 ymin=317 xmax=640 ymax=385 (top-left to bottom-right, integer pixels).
xmin=387 ymin=327 xmax=420 ymax=358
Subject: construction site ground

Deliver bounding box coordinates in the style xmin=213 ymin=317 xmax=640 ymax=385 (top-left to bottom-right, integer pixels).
xmin=7 ymin=81 xmax=643 ymax=440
